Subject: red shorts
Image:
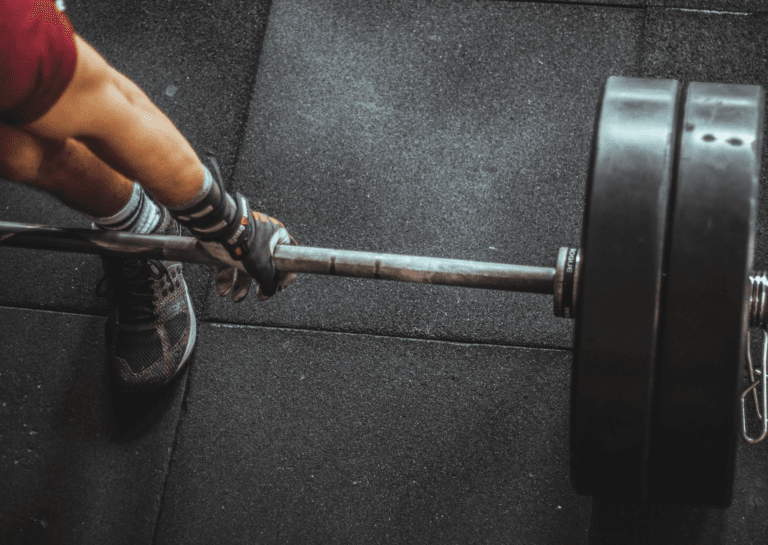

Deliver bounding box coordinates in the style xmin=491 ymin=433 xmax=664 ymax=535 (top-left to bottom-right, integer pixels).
xmin=0 ymin=0 xmax=77 ymax=126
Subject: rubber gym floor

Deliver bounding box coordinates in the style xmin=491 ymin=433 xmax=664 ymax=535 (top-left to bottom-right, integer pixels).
xmin=2 ymin=0 xmax=768 ymax=543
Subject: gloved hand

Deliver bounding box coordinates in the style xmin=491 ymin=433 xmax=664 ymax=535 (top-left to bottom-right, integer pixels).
xmin=199 ymin=211 xmax=298 ymax=302
xmin=169 ymin=153 xmax=298 ymax=302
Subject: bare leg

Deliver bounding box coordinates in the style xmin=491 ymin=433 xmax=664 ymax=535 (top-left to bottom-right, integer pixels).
xmin=0 ymin=122 xmax=133 ymax=218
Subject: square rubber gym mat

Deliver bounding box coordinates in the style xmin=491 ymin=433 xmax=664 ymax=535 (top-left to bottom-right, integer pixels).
xmin=154 ymin=322 xmax=590 ymax=544
xmin=0 ymin=307 xmax=187 ymax=544
xmin=206 ymin=0 xmax=643 ymax=350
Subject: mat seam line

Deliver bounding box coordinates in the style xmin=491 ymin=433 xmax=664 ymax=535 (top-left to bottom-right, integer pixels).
xmin=150 ymin=360 xmax=195 ymax=545
xmin=196 ymin=0 xmax=275 ymax=324
xmin=0 ymin=303 xmax=572 ymax=352
xmin=219 ymin=0 xmax=274 ymax=198
xmin=226 ymin=0 xmax=274 ymax=195
xmin=204 ymin=320 xmax=574 ymax=352
xmin=505 ymin=0 xmax=644 ymax=9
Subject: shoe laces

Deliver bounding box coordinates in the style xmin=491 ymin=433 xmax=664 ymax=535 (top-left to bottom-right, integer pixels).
xmin=96 ymin=258 xmax=173 ymax=323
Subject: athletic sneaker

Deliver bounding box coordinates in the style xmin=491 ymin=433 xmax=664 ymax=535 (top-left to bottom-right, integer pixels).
xmin=96 ymin=207 xmax=197 ymax=392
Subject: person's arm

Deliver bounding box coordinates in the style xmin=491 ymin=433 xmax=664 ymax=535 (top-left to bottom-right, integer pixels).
xmin=22 ymin=33 xmax=204 ymax=207
xmin=23 ymin=32 xmax=297 ymax=300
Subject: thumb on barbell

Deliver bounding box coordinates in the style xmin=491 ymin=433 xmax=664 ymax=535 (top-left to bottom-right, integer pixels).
xmin=270 ymin=227 xmax=299 ymax=293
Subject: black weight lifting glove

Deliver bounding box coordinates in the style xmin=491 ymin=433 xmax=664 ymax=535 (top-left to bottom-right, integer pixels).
xmin=168 ymin=154 xmax=298 ymax=302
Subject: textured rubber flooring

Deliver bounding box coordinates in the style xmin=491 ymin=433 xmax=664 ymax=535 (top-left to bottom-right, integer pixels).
xmin=205 ymin=0 xmax=643 ymax=350
xmin=0 ymin=307 xmax=187 ymax=544
xmin=1 ymin=0 xmax=768 ymax=543
xmin=153 ymin=322 xmax=588 ymax=544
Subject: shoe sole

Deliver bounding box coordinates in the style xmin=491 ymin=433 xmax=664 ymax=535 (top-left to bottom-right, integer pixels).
xmin=170 ymin=275 xmax=197 ymax=380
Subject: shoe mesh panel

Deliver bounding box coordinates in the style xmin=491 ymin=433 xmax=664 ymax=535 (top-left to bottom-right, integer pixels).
xmin=116 ymin=328 xmax=164 ymax=374
xmin=164 ymin=313 xmax=188 ymax=350
xmin=101 ymin=208 xmax=196 ymax=392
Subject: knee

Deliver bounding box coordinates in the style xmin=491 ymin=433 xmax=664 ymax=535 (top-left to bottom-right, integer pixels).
xmin=0 ymin=123 xmax=47 ymax=184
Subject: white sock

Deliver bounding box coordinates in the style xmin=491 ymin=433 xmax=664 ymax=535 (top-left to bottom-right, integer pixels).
xmin=165 ymin=164 xmax=214 ymax=211
xmin=87 ymin=183 xmax=162 ymax=234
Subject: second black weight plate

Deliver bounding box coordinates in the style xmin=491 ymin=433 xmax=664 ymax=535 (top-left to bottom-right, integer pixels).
xmin=650 ymin=82 xmax=764 ymax=507
xmin=572 ymin=76 xmax=681 ymax=500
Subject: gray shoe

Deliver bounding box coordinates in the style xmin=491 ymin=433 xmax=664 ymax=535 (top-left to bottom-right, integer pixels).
xmin=96 ymin=208 xmax=197 ymax=392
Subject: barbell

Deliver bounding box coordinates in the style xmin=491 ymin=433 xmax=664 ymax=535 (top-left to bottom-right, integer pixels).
xmin=0 ymin=76 xmax=764 ymax=508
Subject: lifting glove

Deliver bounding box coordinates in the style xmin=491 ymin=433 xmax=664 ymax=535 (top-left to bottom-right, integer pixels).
xmin=168 ymin=154 xmax=297 ymax=302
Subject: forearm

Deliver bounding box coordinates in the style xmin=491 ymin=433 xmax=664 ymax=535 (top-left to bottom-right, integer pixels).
xmin=23 ymin=34 xmax=205 ymax=208
xmin=78 ymin=70 xmax=205 ymax=207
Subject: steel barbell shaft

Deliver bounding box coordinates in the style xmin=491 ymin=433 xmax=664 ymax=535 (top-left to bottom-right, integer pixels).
xmin=5 ymin=221 xmax=768 ymax=324
xmin=274 ymin=245 xmax=555 ymax=293
xmin=0 ymin=221 xmax=555 ymax=294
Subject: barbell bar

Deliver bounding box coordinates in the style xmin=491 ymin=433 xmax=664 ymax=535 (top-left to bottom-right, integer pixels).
xmin=0 ymin=76 xmax=765 ymax=508
xmin=0 ymin=222 xmax=559 ymax=294
xmin=2 ymin=222 xmax=765 ymax=326
xmin=3 ymin=221 xmax=766 ymax=323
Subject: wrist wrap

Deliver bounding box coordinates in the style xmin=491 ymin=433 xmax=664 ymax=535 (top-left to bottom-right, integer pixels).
xmin=169 ymin=157 xmax=257 ymax=261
